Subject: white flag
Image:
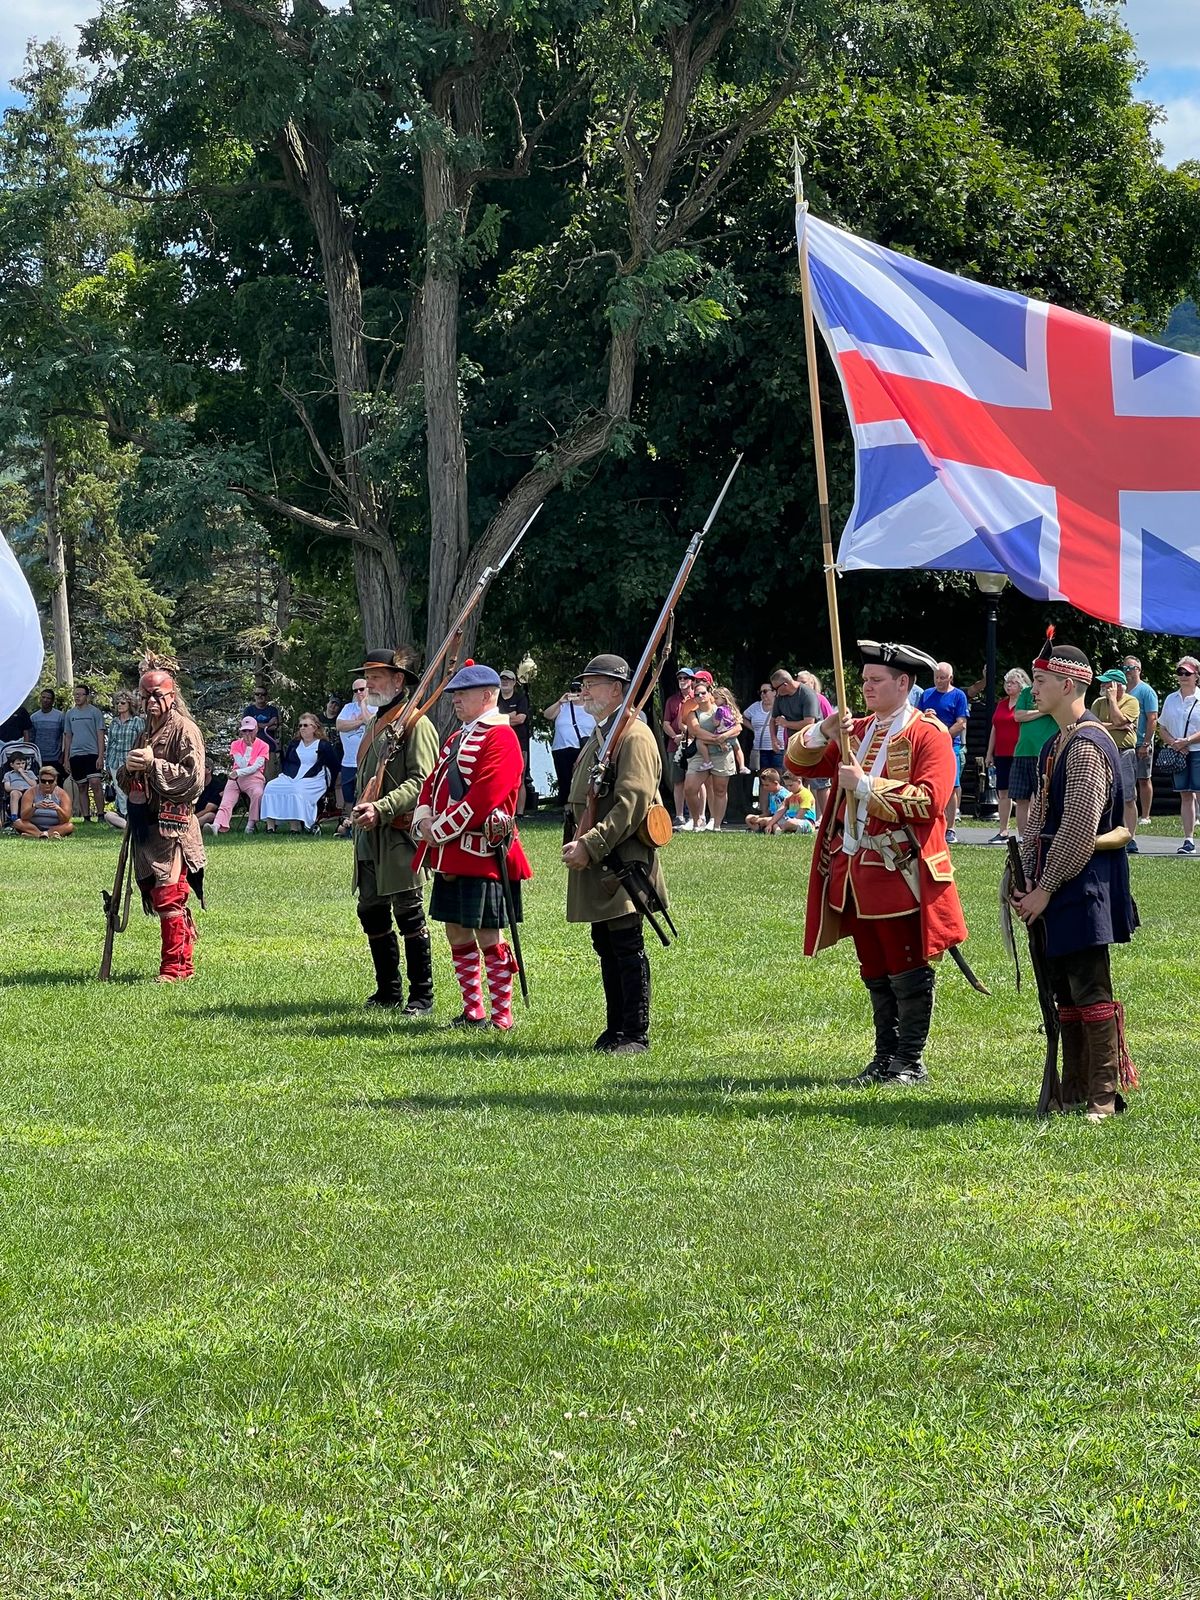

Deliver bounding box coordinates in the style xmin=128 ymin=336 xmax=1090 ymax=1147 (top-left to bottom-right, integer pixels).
xmin=0 ymin=532 xmax=45 ymax=720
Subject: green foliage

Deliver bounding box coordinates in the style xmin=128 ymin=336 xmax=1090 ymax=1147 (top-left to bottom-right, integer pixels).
xmin=0 ymin=829 xmax=1196 ymax=1594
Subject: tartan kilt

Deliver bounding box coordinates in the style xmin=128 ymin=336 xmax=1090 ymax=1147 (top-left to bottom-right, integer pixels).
xmin=429 ymin=873 xmax=523 ymax=929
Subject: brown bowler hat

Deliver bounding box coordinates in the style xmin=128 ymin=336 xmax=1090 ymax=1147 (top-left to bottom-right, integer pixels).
xmin=354 ymin=648 xmax=420 ymax=685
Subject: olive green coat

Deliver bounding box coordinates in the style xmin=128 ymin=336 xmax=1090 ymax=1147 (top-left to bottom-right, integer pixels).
xmin=352 ymin=705 xmax=440 ymax=898
xmin=566 ymin=716 xmax=668 ymax=924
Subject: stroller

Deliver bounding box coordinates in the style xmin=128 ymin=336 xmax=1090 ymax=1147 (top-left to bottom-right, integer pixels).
xmin=1 ymin=740 xmax=43 ymax=828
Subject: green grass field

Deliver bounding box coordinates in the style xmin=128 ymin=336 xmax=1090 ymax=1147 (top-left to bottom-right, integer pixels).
xmin=0 ymin=824 xmax=1195 ymax=1598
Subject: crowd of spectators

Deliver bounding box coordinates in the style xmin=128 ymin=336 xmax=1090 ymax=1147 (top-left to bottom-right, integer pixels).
xmin=3 ymin=650 xmax=1198 ymax=846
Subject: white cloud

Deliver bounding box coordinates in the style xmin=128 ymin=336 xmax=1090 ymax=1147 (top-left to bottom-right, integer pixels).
xmin=1156 ymin=94 xmax=1200 ymax=166
xmin=0 ymin=0 xmax=95 ymax=88
xmin=1124 ymin=0 xmax=1200 ymax=70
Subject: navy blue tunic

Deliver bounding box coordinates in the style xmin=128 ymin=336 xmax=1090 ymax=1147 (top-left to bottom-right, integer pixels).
xmin=1035 ymin=714 xmax=1138 ymax=959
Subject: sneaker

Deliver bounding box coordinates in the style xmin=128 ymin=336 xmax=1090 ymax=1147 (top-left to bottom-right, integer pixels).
xmin=1179 ymin=839 xmax=1197 ymax=855
xmin=987 ymin=831 xmax=1008 ymax=844
xmin=704 ymin=819 xmax=715 ymax=831
xmin=1125 ymin=838 xmax=1139 ymax=854
xmin=672 ymin=816 xmax=686 ymax=829
xmin=308 ymin=822 xmax=322 ymax=837
xmin=678 ymin=820 xmax=694 ymax=832
xmin=202 ymin=822 xmax=217 ymax=835
xmin=245 ymin=822 xmax=256 ymax=835
xmin=945 ymin=829 xmax=958 ymax=844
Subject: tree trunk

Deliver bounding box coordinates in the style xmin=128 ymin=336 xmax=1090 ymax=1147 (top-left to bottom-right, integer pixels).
xmin=356 ymin=541 xmax=411 ymax=649
xmin=421 ymin=138 xmax=471 ymax=665
xmin=43 ymin=433 xmax=73 ymax=686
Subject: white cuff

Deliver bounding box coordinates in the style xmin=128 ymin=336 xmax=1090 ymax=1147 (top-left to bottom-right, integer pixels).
xmin=411 ymin=804 xmax=432 ymax=826
xmin=854 ymin=775 xmax=873 ymax=800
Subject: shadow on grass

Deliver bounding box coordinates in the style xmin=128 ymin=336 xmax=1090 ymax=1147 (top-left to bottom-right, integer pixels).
xmin=359 ymin=1081 xmax=1031 ymax=1125
xmin=189 ymin=999 xmax=360 ymax=1022
xmin=0 ymin=967 xmax=141 ymax=987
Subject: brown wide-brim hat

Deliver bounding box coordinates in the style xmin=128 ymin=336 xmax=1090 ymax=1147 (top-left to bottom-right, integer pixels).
xmin=354 ymin=648 xmax=420 ymax=686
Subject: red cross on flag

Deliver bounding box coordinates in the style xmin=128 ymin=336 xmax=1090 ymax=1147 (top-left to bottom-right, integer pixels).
xmin=800 ymin=211 xmax=1200 ymax=634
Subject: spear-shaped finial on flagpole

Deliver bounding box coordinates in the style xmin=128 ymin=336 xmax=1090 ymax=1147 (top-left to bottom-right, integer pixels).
xmin=792 ymin=146 xmax=852 ymax=775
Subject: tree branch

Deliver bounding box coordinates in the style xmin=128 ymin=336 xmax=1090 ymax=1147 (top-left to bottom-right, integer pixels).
xmin=210 ymin=0 xmax=310 ymax=61
xmin=278 ymin=373 xmax=349 ymax=499
xmin=236 ymin=486 xmax=392 ymax=554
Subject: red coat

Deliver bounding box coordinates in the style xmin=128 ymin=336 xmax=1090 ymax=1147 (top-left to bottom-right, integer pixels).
xmin=785 ymin=708 xmax=967 ymax=961
xmin=412 ymin=713 xmax=532 ymax=882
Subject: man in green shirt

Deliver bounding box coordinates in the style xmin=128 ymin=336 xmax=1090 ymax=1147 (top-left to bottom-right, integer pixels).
xmin=1008 ymin=683 xmax=1057 ymax=840
xmin=1090 ymin=667 xmax=1141 ymax=851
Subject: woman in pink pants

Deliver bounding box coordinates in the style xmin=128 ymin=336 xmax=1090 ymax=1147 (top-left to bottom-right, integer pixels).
xmin=206 ymin=717 xmax=270 ymax=834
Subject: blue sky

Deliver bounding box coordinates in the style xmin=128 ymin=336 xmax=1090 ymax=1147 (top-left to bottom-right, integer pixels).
xmin=0 ymin=0 xmax=1197 ymax=162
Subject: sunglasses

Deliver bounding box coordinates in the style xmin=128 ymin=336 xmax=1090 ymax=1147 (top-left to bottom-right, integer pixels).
xmin=1177 ymin=669 xmax=1197 ymax=677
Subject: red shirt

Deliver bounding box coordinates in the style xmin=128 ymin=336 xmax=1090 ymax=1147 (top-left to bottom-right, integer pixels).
xmin=662 ymin=692 xmax=684 ymax=753
xmin=991 ymin=696 xmax=1020 ymax=760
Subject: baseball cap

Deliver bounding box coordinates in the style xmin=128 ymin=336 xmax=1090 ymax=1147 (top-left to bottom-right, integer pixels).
xmin=1096 ymin=668 xmax=1128 ymax=686
xmin=239 ymin=715 xmax=258 ymax=731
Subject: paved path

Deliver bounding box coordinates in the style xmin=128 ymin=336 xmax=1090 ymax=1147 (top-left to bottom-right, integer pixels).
xmin=952 ymin=825 xmax=1197 ymax=857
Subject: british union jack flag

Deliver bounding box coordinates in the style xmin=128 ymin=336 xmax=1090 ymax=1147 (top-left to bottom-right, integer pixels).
xmin=801 ymin=211 xmax=1200 ymax=634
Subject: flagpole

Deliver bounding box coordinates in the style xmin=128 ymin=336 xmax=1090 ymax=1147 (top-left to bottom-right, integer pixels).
xmin=794 ymin=146 xmax=851 ymax=764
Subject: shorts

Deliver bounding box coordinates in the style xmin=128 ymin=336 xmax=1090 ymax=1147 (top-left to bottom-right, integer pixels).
xmin=750 ymin=749 xmax=783 ymax=772
xmin=69 ymin=754 xmax=100 ymax=782
xmin=953 ymin=748 xmax=964 ymax=786
xmin=1008 ymin=755 xmax=1039 ymax=801
xmin=1173 ymin=751 xmax=1200 ymax=793
xmin=1135 ymin=748 xmax=1153 ymax=781
xmin=810 ymin=776 xmax=831 ymax=792
xmin=429 ymin=874 xmax=522 ymax=929
xmin=993 ymin=755 xmax=1013 ymax=791
xmin=1118 ymin=748 xmax=1137 ymax=803
xmin=340 ymin=767 xmax=357 ymax=804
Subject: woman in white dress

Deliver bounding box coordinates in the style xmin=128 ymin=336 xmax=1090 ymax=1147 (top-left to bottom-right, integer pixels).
xmin=260 ymin=713 xmax=340 ymax=834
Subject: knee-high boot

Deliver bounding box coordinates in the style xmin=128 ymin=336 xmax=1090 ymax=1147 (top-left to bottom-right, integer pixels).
xmin=609 ymin=921 xmax=651 ymax=1054
xmin=589 ymin=923 xmax=624 ymax=1050
xmin=887 ymin=965 xmax=935 ymax=1085
xmin=358 ymin=902 xmax=403 ymax=1008
xmin=847 ymin=977 xmax=899 ymax=1085
xmin=395 ymin=896 xmax=434 ymax=1015
xmin=151 ymin=881 xmax=191 ymax=981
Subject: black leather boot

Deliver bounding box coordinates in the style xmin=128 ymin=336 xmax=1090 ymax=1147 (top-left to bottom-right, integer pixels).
xmin=359 ymin=902 xmax=403 ymax=1008
xmin=590 ymin=923 xmax=625 ymax=1050
xmin=609 ymin=920 xmax=650 ymax=1054
xmin=886 ymin=965 xmax=935 ymax=1085
xmin=846 ymin=977 xmax=899 ymax=1085
xmin=395 ymin=895 xmax=434 ymax=1015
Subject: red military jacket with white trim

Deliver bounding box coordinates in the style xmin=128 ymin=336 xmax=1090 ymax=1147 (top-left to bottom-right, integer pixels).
xmin=411 ymin=711 xmax=532 ymax=882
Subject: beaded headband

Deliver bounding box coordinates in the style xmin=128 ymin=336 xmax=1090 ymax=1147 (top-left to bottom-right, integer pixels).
xmin=1031 ymin=625 xmax=1093 ymax=684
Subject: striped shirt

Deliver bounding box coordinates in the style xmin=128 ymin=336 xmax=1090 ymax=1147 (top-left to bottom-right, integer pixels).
xmin=105 ymin=713 xmax=145 ymax=772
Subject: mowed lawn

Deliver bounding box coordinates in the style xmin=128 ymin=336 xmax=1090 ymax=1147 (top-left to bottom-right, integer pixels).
xmin=0 ymin=823 xmax=1196 ymax=1599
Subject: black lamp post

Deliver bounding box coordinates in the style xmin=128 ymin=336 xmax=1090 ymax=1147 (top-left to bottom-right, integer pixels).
xmin=973 ymin=571 xmax=1009 ymax=821
xmin=974 ymin=570 xmax=1010 ymax=728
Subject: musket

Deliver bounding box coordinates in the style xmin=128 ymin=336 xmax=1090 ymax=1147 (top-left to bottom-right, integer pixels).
xmin=573 ymin=454 xmax=743 ymax=844
xmin=1005 ymin=836 xmax=1063 ymax=1115
xmin=98 ymin=825 xmax=136 ymax=981
xmin=358 ymin=506 xmax=540 ymax=811
xmin=484 ymin=810 xmax=529 ymax=1005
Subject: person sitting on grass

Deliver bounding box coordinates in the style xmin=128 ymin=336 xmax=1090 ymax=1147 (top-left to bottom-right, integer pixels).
xmin=764 ymin=771 xmax=816 ymax=834
xmin=3 ymin=752 xmax=38 ymax=828
xmin=744 ymin=766 xmax=784 ymax=831
xmin=15 ymin=766 xmax=74 ymax=838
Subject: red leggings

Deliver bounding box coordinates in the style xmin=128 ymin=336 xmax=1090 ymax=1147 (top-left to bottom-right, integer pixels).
xmin=842 ymin=903 xmax=924 ymax=981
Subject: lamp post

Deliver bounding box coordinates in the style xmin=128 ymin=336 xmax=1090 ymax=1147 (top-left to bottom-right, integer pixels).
xmin=973 ymin=570 xmax=1010 ymax=728
xmin=973 ymin=571 xmax=1010 ymax=823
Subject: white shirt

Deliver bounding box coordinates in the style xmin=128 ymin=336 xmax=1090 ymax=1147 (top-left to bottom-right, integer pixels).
xmin=551 ymin=701 xmax=596 ymax=751
xmin=1158 ymin=689 xmax=1200 ymax=742
xmin=742 ymin=700 xmax=775 ymax=752
xmin=337 ymin=701 xmax=372 ymax=766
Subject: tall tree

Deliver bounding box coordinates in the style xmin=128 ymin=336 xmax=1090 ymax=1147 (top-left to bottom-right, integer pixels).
xmin=0 ymin=41 xmax=136 ymax=682
xmin=82 ymin=0 xmax=849 ymax=659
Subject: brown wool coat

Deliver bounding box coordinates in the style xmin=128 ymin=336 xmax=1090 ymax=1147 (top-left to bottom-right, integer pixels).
xmin=566 ymin=717 xmax=668 ymax=924
xmin=352 ymin=707 xmax=440 ymax=898
xmin=117 ymin=707 xmax=207 ymax=896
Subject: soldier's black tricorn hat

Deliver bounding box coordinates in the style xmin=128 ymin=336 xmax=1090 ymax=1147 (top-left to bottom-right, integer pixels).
xmin=581 ymin=654 xmax=631 ymax=683
xmin=354 ymin=648 xmax=419 ymax=685
xmin=857 ymin=640 xmax=938 ymax=674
